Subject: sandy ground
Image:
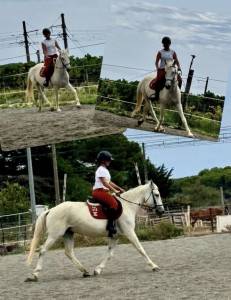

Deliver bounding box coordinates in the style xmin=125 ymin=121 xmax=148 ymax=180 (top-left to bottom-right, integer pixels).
xmin=0 ymin=105 xmax=123 ymax=151
xmin=94 ymin=109 xmax=217 ymax=141
xmin=0 ymin=234 xmax=231 ymax=300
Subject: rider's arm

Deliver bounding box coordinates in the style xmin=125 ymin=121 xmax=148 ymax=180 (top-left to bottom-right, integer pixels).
xmin=155 ymin=51 xmax=161 ymax=70
xmin=100 ymin=177 xmax=119 ymax=194
xmin=55 ymin=40 xmax=61 ymax=50
xmin=41 ymin=43 xmax=47 ymax=58
xmin=173 ymin=52 xmax=181 ymax=70
xmin=110 ymin=181 xmax=125 ymax=193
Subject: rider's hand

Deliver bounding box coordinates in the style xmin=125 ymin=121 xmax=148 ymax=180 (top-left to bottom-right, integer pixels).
xmin=113 ymin=190 xmax=121 ymax=196
xmin=178 ymin=69 xmax=182 ymax=76
xmin=120 ymin=188 xmax=125 ymax=193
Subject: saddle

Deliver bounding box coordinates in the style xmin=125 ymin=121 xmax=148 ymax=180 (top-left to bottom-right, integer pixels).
xmin=87 ymin=196 xmax=123 ymax=220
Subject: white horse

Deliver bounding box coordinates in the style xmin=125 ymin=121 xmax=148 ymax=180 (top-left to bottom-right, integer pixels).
xmin=26 ymin=181 xmax=164 ymax=281
xmin=25 ymin=49 xmax=81 ymax=112
xmin=131 ymin=59 xmax=193 ymax=137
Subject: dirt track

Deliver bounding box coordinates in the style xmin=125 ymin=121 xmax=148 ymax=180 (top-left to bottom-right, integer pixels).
xmin=0 ymin=105 xmax=123 ymax=151
xmin=94 ymin=109 xmax=217 ymax=141
xmin=1 ymin=234 xmax=231 ymax=300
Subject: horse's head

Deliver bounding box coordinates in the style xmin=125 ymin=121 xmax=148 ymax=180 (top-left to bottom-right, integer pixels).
xmin=164 ymin=59 xmax=178 ymax=89
xmin=146 ymin=180 xmax=165 ymax=216
xmin=58 ymin=49 xmax=71 ymax=70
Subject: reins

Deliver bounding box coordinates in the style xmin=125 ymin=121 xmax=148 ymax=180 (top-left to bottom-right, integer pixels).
xmin=116 ymin=190 xmax=159 ymax=210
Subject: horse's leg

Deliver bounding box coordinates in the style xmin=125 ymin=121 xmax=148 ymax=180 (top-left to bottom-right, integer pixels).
xmin=94 ymin=238 xmax=118 ymax=275
xmin=63 ymin=231 xmax=90 ymax=277
xmin=26 ymin=235 xmax=57 ymax=281
xmin=122 ymin=226 xmax=159 ymax=271
xmin=176 ymin=102 xmax=193 ymax=137
xmin=147 ymin=99 xmax=160 ymax=127
xmin=66 ymin=83 xmax=81 ymax=108
xmin=54 ymin=88 xmax=61 ymax=112
xmin=137 ymin=99 xmax=149 ymax=126
xmin=37 ymin=85 xmax=50 ymax=112
xmin=131 ymin=88 xmax=143 ymax=117
xmin=155 ymin=103 xmax=165 ymax=132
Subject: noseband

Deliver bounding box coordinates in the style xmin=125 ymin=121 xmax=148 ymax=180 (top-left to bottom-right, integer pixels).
xmin=56 ymin=55 xmax=70 ymax=69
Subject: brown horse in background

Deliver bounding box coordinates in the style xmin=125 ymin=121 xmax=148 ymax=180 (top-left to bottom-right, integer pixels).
xmin=190 ymin=207 xmax=223 ymax=231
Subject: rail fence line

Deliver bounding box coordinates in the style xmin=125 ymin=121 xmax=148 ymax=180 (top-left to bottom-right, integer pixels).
xmin=100 ymin=79 xmax=224 ymax=102
xmin=99 ymin=95 xmax=221 ymax=124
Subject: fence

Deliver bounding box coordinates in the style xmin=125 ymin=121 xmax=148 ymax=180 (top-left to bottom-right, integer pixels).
xmin=0 ymin=212 xmax=32 ymax=251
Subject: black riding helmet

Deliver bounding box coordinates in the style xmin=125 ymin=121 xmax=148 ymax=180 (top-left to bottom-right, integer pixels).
xmin=162 ymin=36 xmax=171 ymax=45
xmin=42 ymin=28 xmax=51 ymax=35
xmin=97 ymin=151 xmax=114 ymax=163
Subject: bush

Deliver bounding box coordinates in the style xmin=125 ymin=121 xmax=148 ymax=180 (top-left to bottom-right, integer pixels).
xmin=136 ymin=221 xmax=183 ymax=241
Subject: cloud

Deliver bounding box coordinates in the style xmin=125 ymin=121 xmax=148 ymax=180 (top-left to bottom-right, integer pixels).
xmin=111 ymin=0 xmax=231 ymax=51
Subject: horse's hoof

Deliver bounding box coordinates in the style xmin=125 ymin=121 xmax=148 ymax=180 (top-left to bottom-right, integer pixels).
xmin=152 ymin=267 xmax=160 ymax=272
xmin=24 ymin=276 xmax=38 ymax=282
xmin=188 ymin=133 xmax=194 ymax=138
xmin=83 ymin=272 xmax=91 ymax=278
xmin=93 ymin=270 xmax=100 ymax=276
xmin=76 ymin=104 xmax=81 ymax=109
xmin=137 ymin=120 xmax=144 ymax=127
xmin=50 ymin=107 xmax=55 ymax=112
xmin=56 ymin=108 xmax=62 ymax=112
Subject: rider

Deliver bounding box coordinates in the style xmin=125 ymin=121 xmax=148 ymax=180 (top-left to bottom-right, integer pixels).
xmin=92 ymin=151 xmax=125 ymax=237
xmin=41 ymin=28 xmax=61 ymax=87
xmin=152 ymin=36 xmax=182 ymax=100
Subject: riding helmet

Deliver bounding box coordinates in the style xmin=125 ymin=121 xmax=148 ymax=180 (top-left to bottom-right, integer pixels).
xmin=42 ymin=28 xmax=51 ymax=35
xmin=97 ymin=151 xmax=114 ymax=162
xmin=162 ymin=36 xmax=171 ymax=45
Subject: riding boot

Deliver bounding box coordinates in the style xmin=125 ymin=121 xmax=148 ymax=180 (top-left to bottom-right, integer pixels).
xmin=106 ymin=208 xmax=117 ymax=237
xmin=43 ymin=78 xmax=49 ymax=87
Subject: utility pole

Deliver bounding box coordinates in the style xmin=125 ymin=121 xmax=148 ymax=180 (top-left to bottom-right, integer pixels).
xmin=22 ymin=21 xmax=30 ymax=63
xmin=61 ymin=13 xmax=68 ymax=49
xmin=220 ymin=186 xmax=225 ymax=212
xmin=52 ymin=144 xmax=61 ymax=205
xmin=26 ymin=148 xmax=36 ymax=224
xmin=22 ymin=28 xmax=36 ymax=223
xmin=204 ymin=76 xmax=209 ymax=95
xmin=142 ymin=143 xmax=148 ymax=183
xmin=182 ymin=55 xmax=196 ymax=110
xmin=36 ymin=50 xmax=41 ymax=63
xmin=134 ymin=163 xmax=142 ymax=185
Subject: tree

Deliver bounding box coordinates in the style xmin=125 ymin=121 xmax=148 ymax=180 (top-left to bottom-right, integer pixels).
xmin=0 ymin=182 xmax=29 ymax=214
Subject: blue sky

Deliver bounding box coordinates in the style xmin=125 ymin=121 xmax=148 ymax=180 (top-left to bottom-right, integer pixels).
xmin=0 ymin=0 xmax=109 ymax=63
xmin=101 ymin=0 xmax=231 ymax=95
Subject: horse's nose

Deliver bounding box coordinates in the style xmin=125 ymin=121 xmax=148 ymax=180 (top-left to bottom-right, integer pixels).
xmin=165 ymin=84 xmax=171 ymax=90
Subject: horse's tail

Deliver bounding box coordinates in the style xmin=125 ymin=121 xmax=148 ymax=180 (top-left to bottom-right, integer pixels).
xmin=25 ymin=72 xmax=34 ymax=103
xmin=27 ymin=210 xmax=49 ymax=265
xmin=131 ymin=82 xmax=143 ymax=117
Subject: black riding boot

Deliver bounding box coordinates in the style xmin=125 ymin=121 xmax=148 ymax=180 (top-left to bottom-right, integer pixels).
xmin=106 ymin=219 xmax=117 ymax=237
xmin=106 ymin=208 xmax=117 ymax=237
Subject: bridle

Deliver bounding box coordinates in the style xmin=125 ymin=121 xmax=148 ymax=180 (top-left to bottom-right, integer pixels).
xmin=165 ymin=65 xmax=178 ymax=88
xmin=55 ymin=54 xmax=70 ymax=70
xmin=117 ymin=183 xmax=162 ymax=211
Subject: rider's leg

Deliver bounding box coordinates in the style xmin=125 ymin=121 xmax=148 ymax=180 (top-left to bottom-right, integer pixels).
xmin=92 ymin=189 xmax=118 ymax=237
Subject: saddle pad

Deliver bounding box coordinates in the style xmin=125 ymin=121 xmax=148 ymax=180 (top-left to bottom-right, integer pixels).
xmin=87 ymin=199 xmax=123 ymax=220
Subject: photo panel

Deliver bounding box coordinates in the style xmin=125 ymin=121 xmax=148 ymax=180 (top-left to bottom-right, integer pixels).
xmin=95 ymin=0 xmax=230 ymax=140
xmin=0 ymin=0 xmax=115 ymax=151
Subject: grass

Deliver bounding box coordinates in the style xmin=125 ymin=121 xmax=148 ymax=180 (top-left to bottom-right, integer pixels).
xmin=96 ymin=101 xmax=221 ymax=138
xmin=0 ymin=85 xmax=98 ymax=109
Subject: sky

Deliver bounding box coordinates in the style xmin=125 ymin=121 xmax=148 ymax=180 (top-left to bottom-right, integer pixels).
xmin=101 ymin=0 xmax=231 ymax=95
xmin=0 ymin=0 xmax=109 ymax=63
